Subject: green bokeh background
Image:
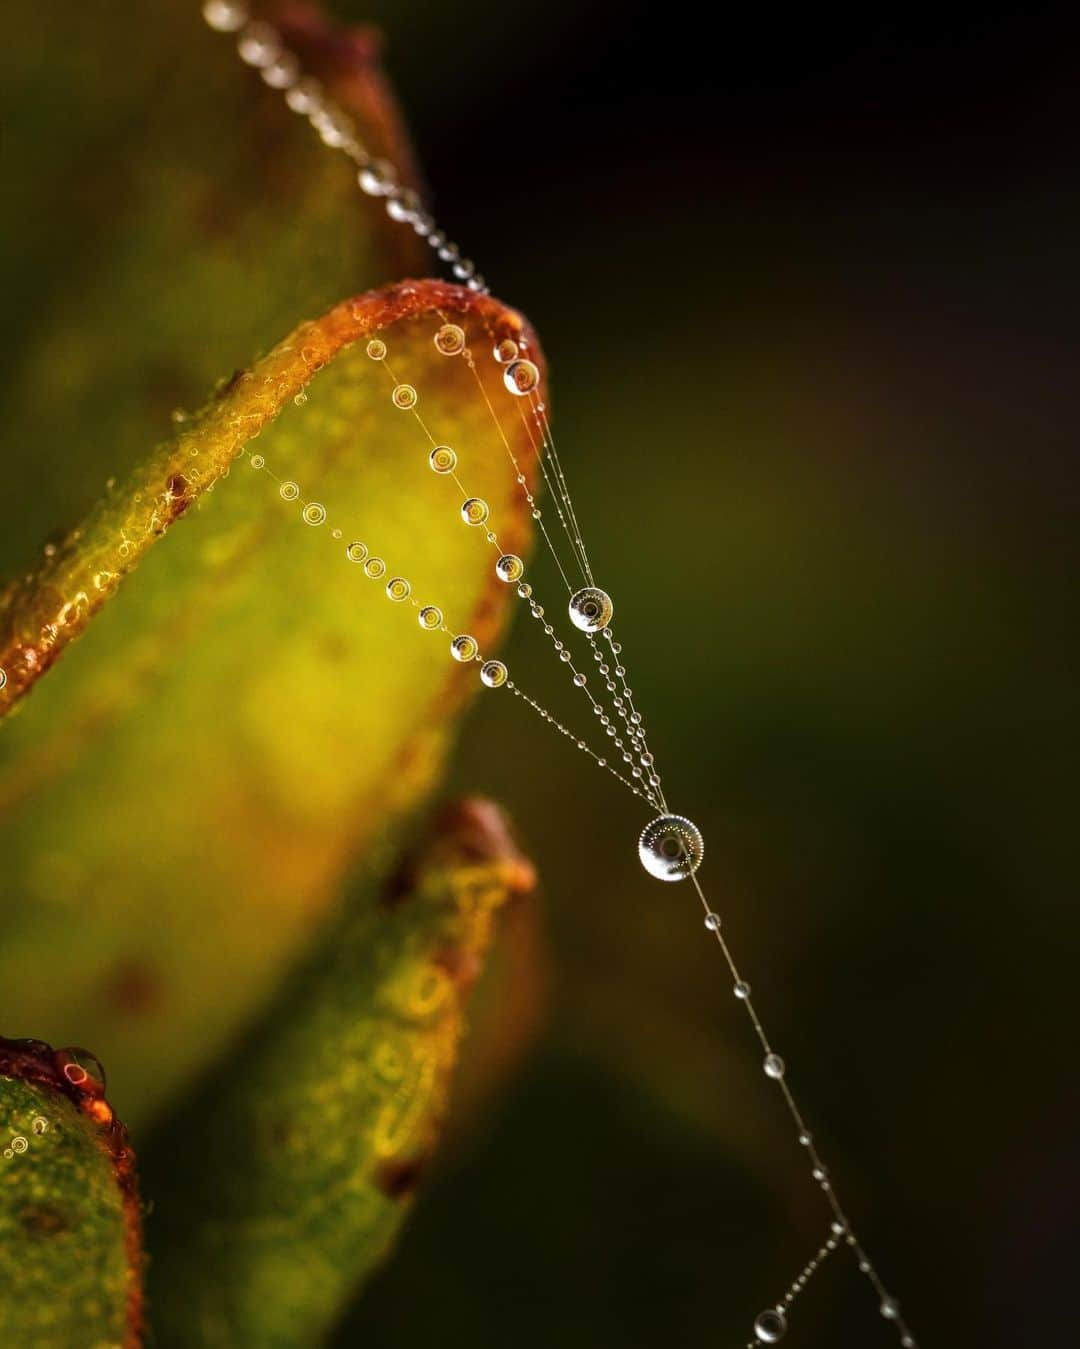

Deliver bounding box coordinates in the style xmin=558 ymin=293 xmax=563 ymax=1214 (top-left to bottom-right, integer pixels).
xmin=5 ymin=3 xmax=1076 ymax=1346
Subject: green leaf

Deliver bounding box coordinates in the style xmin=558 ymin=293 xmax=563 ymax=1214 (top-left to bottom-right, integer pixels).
xmin=0 ymin=1038 xmax=142 ymax=1347
xmin=0 ymin=278 xmax=543 ymax=1130
xmin=2 ymin=3 xmax=426 ymax=581
xmin=144 ymin=798 xmax=534 ymax=1347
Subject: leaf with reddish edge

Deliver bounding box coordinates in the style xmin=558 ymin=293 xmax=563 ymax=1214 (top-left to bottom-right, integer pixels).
xmin=0 ymin=280 xmax=545 ymax=1130
xmin=0 ymin=1037 xmax=143 ymax=1347
xmin=144 ymin=797 xmax=535 ymax=1348
xmin=2 ymin=0 xmax=427 ymax=585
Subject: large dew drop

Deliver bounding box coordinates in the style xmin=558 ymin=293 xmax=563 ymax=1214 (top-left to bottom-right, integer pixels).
xmin=429 ymin=445 xmax=457 ymax=475
xmin=480 ymin=660 xmax=508 ymax=688
xmin=638 ymin=815 xmax=704 ymax=882
xmin=503 ymin=359 xmax=539 ymax=396
xmin=496 ymin=554 xmax=524 ymax=583
xmin=568 ymin=586 xmax=613 ymax=633
xmin=451 ymin=634 xmax=478 ymax=662
xmin=753 ymin=1309 xmax=787 ymax=1343
xmin=461 ymin=497 xmax=489 ymax=526
xmin=434 ymin=323 xmax=466 ymax=356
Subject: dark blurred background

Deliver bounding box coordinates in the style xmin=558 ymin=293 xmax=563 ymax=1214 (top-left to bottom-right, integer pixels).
xmin=325 ymin=2 xmax=1077 ymax=1346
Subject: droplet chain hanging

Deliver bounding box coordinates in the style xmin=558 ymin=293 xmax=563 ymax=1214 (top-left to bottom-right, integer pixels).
xmin=200 ymin=5 xmax=920 ymax=1344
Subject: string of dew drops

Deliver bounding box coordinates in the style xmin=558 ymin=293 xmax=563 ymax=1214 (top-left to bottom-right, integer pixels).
xmin=444 ymin=304 xmax=669 ymax=806
xmin=240 ymin=337 xmax=657 ymax=812
xmin=194 ymin=5 xmax=922 ymax=1344
xmin=235 ymin=310 xmax=914 ymax=1349
xmin=424 ymin=314 xmax=665 ymax=807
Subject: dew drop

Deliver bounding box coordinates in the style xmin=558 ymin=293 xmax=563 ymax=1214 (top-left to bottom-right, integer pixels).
xmin=57 ymin=1047 xmax=106 ymax=1092
xmin=364 ymin=557 xmax=386 ymax=580
xmin=480 ymin=660 xmax=508 ymax=688
xmin=285 ymin=77 xmax=322 ymax=115
xmin=734 ymin=980 xmax=751 ymax=999
xmin=434 ymin=323 xmax=466 ymax=356
xmin=386 ymin=576 xmax=411 ymax=602
xmin=358 ymin=160 xmax=396 ymax=197
xmin=202 ymin=1 xmax=248 ymax=32
xmin=568 ymin=586 xmax=614 ymax=633
xmin=429 ymin=445 xmax=457 ymax=474
xmin=386 ymin=188 xmax=420 ymax=223
xmin=418 ymin=605 xmax=442 ymax=630
xmin=493 ymin=338 xmax=519 ymax=363
xmin=302 ymin=502 xmax=326 ymax=526
xmin=237 ymin=21 xmax=280 ymax=68
xmin=31 ymin=1116 xmax=48 ymax=1135
xmin=764 ymin=1053 xmax=786 ymax=1080
xmin=517 ymin=582 xmax=533 ymax=599
xmin=451 ymin=634 xmax=478 ymax=662
xmin=461 ymin=497 xmax=489 ymax=526
xmin=704 ymin=912 xmax=721 ymax=931
xmin=366 ymin=338 xmax=387 ymax=361
xmin=880 ymin=1298 xmax=899 ymax=1320
xmin=9 ymin=1135 xmax=27 ymax=1155
xmin=294 ymin=391 xmax=308 ymax=407
xmin=249 ymin=454 xmax=265 ymax=469
xmin=279 ymin=481 xmax=300 ymax=502
xmin=495 ymin=554 xmax=524 ymax=583
xmin=0 ymin=670 xmax=7 ymax=692
xmin=573 ymin=672 xmax=587 ymax=687
xmin=754 ymin=1308 xmax=787 ymax=1343
xmin=503 ymin=359 xmax=540 ymax=396
xmin=392 ymin=384 xmax=418 ymax=411
xmin=638 ymin=814 xmax=704 ymax=882
xmin=346 ymin=540 xmax=368 ymax=563
xmin=262 ymin=53 xmax=299 ymax=89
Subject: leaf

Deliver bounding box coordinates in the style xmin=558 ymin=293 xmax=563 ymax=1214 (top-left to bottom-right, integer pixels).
xmin=0 ymin=1037 xmax=142 ymax=1347
xmin=0 ymin=277 xmax=544 ymax=1130
xmin=143 ymin=798 xmax=534 ymax=1348
xmin=2 ymin=1 xmax=426 ymax=576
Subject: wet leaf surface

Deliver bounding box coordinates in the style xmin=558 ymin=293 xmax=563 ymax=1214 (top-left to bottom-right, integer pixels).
xmin=0 ymin=1037 xmax=142 ymax=1347
xmin=144 ymin=798 xmax=534 ymax=1348
xmin=0 ymin=280 xmax=542 ymax=1128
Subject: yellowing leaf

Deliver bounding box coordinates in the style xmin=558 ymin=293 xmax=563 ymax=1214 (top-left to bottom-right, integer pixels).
xmin=144 ymin=798 xmax=534 ymax=1347
xmin=0 ymin=280 xmax=543 ymax=1129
